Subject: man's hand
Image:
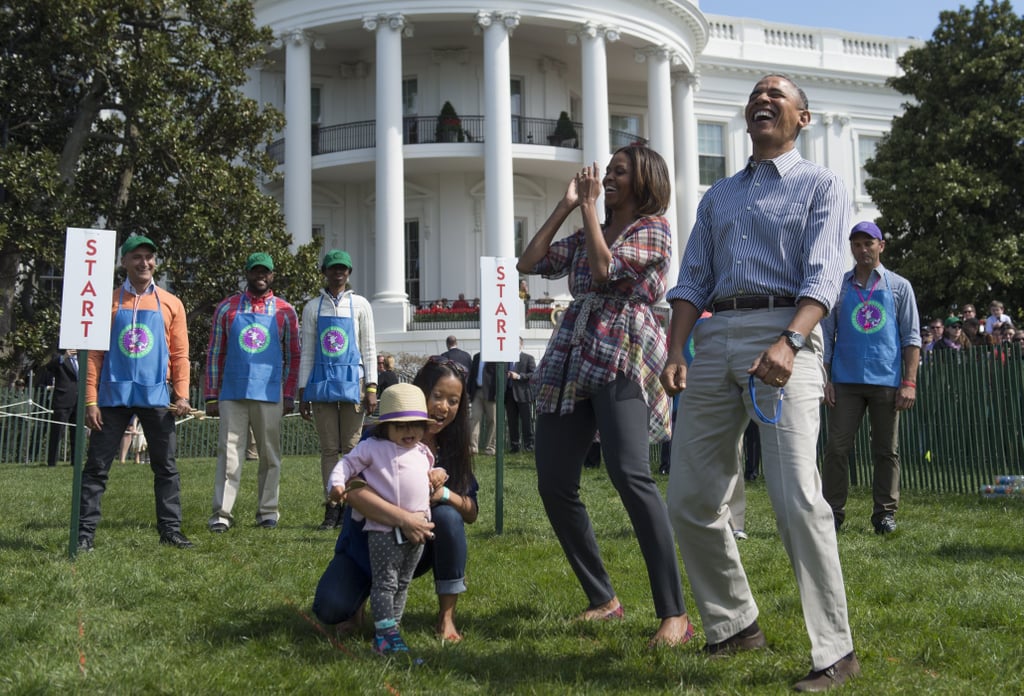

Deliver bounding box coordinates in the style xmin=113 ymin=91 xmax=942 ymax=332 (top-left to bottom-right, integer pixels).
xmin=894 ymin=384 xmax=916 ymax=411
xmin=283 ymin=397 xmax=295 ymax=415
xmin=86 ymin=404 xmax=102 ymax=431
xmin=660 ymin=359 xmax=688 ymax=396
xmin=823 ymin=382 xmax=836 ymax=408
xmin=172 ymin=397 xmax=190 ymax=417
xmin=748 ymin=338 xmax=795 ymax=387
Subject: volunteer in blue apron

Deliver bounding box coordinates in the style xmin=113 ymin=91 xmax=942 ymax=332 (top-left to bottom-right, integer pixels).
xmin=205 ymin=252 xmax=300 ymax=532
xmin=77 ymin=234 xmax=194 ymax=552
xmin=822 ymin=221 xmax=921 ymax=534
xmin=298 ymin=250 xmax=379 ymax=531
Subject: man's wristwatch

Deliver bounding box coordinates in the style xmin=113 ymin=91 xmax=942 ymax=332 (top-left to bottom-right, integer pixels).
xmin=780 ymin=330 xmax=805 ymax=352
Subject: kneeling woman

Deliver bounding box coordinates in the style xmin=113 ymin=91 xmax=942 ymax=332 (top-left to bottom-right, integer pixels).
xmin=313 ymin=356 xmax=477 ymax=641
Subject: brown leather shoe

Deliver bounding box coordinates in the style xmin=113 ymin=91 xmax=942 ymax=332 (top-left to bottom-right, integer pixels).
xmin=703 ymin=621 xmax=767 ymax=657
xmin=793 ymin=652 xmax=860 ymax=692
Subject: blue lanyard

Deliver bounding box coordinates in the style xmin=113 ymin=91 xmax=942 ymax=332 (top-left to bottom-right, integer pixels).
xmin=748 ymin=374 xmax=784 ymax=424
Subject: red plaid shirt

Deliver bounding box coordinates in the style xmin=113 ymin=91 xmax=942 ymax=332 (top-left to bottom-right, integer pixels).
xmin=528 ymin=216 xmax=672 ymax=441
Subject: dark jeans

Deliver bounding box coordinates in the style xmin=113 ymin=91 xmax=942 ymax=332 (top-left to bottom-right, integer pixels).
xmin=78 ymin=407 xmax=183 ymax=539
xmin=312 ymin=502 xmax=468 ymax=625
xmin=822 ymin=383 xmax=901 ymax=527
xmin=534 ymin=375 xmax=686 ymax=619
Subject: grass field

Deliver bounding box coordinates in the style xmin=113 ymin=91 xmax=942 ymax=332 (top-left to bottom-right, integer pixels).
xmin=2 ymin=452 xmax=1023 ymax=695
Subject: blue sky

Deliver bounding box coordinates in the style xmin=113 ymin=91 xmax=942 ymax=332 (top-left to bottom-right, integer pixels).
xmin=701 ymin=0 xmax=1021 ymax=40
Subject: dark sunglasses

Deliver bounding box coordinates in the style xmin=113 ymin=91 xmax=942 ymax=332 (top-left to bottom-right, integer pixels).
xmin=427 ymin=355 xmax=468 ymax=379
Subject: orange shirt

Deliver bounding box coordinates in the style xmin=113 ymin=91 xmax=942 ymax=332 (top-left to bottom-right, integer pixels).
xmin=86 ymin=284 xmax=190 ymax=405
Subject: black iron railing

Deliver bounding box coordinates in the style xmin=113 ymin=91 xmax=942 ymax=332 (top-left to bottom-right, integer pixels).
xmin=268 ymin=116 xmax=648 ymax=164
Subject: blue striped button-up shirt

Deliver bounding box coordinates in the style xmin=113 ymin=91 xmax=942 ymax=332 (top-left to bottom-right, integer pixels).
xmin=667 ymin=148 xmax=850 ymax=313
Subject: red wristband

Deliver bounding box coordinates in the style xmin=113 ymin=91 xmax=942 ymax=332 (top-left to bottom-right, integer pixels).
xmin=901 ymin=380 xmax=916 ymax=388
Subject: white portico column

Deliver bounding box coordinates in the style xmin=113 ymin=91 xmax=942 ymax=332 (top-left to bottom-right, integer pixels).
xmin=477 ymin=11 xmax=520 ymax=259
xmin=571 ymin=22 xmax=618 ymax=172
xmin=672 ymin=70 xmax=700 ymax=257
xmin=637 ymin=46 xmax=678 ymax=274
xmin=364 ymin=13 xmax=411 ymax=329
xmin=282 ymin=30 xmax=317 ymax=250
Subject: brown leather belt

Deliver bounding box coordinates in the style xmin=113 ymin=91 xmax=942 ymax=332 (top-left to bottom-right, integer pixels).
xmin=711 ymin=296 xmax=797 ymax=312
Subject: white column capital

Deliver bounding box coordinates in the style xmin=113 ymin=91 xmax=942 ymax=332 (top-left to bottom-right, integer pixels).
xmin=635 ymin=46 xmax=682 ymax=66
xmin=275 ymin=29 xmax=324 ymax=51
xmin=475 ymin=10 xmax=521 ymax=35
xmin=822 ymin=113 xmax=835 ymax=126
xmin=567 ymin=22 xmax=620 ymax=45
xmin=671 ymin=69 xmax=700 ymax=90
xmin=363 ymin=13 xmax=414 ymax=37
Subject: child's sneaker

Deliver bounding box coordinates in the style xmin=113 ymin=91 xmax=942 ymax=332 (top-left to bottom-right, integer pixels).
xmin=373 ymin=627 xmax=410 ymax=655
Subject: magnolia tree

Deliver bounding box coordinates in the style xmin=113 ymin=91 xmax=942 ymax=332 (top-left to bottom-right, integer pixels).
xmin=866 ymin=0 xmax=1024 ymax=319
xmin=0 ymin=0 xmax=321 ymax=383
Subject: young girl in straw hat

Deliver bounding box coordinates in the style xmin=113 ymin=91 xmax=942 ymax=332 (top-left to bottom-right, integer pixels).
xmin=327 ymin=383 xmax=447 ymax=656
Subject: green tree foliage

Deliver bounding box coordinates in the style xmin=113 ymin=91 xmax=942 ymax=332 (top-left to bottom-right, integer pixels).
xmin=0 ymin=1 xmax=322 ymax=383
xmin=865 ymin=0 xmax=1024 ymax=320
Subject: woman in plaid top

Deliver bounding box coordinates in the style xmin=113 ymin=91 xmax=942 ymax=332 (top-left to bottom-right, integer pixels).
xmin=517 ymin=145 xmax=692 ymax=648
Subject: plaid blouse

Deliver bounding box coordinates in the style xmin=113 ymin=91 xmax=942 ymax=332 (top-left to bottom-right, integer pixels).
xmin=528 ymin=215 xmax=672 ymax=442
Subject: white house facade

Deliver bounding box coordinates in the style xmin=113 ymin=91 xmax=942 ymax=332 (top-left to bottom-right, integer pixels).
xmin=248 ymin=0 xmax=920 ymax=357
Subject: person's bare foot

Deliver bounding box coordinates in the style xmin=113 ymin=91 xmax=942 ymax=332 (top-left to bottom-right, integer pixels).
xmin=435 ymin=617 xmax=463 ymax=643
xmin=648 ymin=614 xmax=695 ymax=648
xmin=578 ymin=598 xmax=623 ymax=621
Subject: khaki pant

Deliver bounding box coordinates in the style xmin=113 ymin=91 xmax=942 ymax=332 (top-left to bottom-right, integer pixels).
xmin=668 ymin=308 xmax=853 ymax=671
xmin=312 ymin=400 xmax=365 ymax=500
xmin=209 ymin=399 xmax=283 ymax=527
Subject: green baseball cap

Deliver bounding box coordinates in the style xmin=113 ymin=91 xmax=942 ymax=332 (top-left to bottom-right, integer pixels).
xmin=321 ymin=249 xmax=353 ymax=271
xmin=120 ymin=235 xmax=157 ymax=257
xmin=245 ymin=252 xmax=274 ymax=271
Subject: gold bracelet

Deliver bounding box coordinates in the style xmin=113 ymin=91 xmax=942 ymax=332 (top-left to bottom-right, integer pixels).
xmin=365 ymin=386 xmax=377 ymax=393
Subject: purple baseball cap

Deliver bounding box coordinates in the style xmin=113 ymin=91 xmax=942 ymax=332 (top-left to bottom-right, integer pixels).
xmin=850 ymin=221 xmax=883 ymax=240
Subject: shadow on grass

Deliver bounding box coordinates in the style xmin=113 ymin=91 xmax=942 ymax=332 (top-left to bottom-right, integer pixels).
xmin=0 ymin=533 xmax=50 ymax=551
xmin=934 ymin=542 xmax=1024 ymax=561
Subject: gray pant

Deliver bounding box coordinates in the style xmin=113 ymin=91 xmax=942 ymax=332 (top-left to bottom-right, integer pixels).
xmin=367 ymin=530 xmax=424 ymax=626
xmin=823 ymin=382 xmax=901 ymax=527
xmin=535 ymin=375 xmax=686 ymax=619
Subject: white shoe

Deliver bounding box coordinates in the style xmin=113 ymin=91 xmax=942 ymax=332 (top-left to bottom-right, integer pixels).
xmin=732 ymin=530 xmax=748 ymax=541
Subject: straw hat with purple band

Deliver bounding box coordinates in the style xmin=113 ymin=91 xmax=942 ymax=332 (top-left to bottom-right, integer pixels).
xmin=377 ymin=383 xmax=430 ymax=423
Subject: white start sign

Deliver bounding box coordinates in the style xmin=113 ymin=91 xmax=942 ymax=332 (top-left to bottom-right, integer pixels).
xmin=478 ymin=257 xmax=521 ymax=361
xmin=59 ymin=228 xmax=116 ymax=350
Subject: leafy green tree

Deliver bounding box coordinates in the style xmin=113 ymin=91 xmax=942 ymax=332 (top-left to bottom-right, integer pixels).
xmin=865 ymin=0 xmax=1024 ymax=320
xmin=0 ymin=0 xmax=321 ymax=384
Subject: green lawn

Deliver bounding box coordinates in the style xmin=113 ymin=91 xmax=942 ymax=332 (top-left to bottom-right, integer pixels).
xmin=2 ymin=453 xmax=1023 ymax=694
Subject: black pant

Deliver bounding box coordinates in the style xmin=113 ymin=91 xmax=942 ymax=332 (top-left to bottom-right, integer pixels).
xmin=505 ymin=394 xmax=534 ymax=450
xmin=47 ymin=406 xmax=76 ymax=466
xmin=535 ymin=375 xmax=686 ymax=618
xmin=79 ymin=407 xmax=183 ymax=539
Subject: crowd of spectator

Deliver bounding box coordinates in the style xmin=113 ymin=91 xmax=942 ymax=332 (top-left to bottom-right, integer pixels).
xmin=921 ymin=300 xmax=1021 ymax=355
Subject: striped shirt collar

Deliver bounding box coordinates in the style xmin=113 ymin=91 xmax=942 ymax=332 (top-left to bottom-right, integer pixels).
xmin=745 ymin=147 xmax=803 ymax=177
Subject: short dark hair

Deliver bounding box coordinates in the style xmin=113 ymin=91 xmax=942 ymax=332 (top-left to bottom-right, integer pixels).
xmin=610 ymin=145 xmax=672 ymax=218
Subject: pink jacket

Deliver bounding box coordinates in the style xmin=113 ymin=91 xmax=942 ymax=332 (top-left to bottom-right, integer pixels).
xmin=327 ymin=437 xmax=439 ymax=533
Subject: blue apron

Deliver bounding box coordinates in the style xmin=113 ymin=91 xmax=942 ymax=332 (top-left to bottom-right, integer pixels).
xmin=304 ymin=295 xmax=361 ymax=404
xmin=98 ymin=288 xmax=171 ymax=408
xmin=221 ymin=296 xmax=282 ymax=403
xmin=831 ymin=271 xmax=901 ymax=387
